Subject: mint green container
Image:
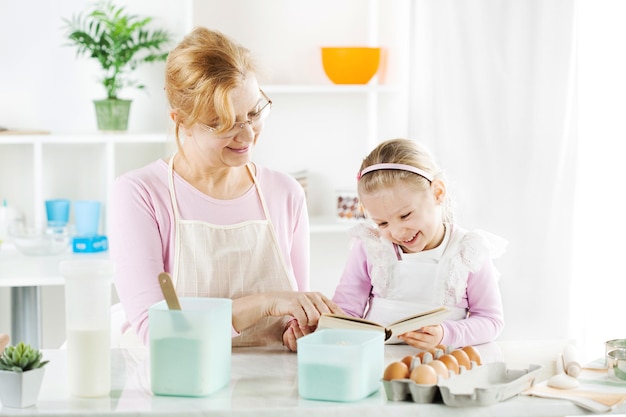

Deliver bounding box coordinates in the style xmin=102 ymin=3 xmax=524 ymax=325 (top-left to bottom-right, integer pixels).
xmin=297 ymin=329 xmax=384 ymax=402
xmin=149 ymin=298 xmax=232 ymax=397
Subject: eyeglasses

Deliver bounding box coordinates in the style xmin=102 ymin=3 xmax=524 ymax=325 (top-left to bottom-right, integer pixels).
xmin=197 ymin=89 xmax=272 ymax=140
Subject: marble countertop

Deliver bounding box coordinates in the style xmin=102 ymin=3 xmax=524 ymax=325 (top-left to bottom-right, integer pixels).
xmin=1 ymin=342 xmax=623 ymax=417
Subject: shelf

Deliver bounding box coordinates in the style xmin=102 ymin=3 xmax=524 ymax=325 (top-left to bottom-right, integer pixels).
xmin=0 ymin=132 xmax=168 ymax=145
xmin=309 ymin=216 xmax=363 ymax=234
xmin=0 ymin=244 xmax=108 ymax=287
xmin=262 ymin=84 xmax=402 ymax=94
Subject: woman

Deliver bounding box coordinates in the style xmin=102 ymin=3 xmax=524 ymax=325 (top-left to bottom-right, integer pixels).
xmin=109 ymin=27 xmax=341 ymax=351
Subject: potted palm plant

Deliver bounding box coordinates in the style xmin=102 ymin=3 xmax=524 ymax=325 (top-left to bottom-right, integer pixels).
xmin=0 ymin=342 xmax=49 ymax=408
xmin=62 ymin=0 xmax=171 ymax=131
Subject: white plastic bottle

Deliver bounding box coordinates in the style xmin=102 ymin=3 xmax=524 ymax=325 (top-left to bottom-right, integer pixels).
xmin=61 ymin=260 xmax=115 ymax=397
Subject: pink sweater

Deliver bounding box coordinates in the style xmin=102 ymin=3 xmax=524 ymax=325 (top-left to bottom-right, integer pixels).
xmin=332 ymin=226 xmax=505 ymax=348
xmin=109 ymin=160 xmax=310 ymax=344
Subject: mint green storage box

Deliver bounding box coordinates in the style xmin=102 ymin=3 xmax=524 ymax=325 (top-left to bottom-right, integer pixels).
xmin=297 ymin=329 xmax=384 ymax=402
xmin=149 ymin=298 xmax=232 ymax=397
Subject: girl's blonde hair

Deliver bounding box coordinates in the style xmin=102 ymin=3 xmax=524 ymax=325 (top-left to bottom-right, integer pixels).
xmin=358 ymin=138 xmax=454 ymax=223
xmin=164 ymin=27 xmax=257 ymax=150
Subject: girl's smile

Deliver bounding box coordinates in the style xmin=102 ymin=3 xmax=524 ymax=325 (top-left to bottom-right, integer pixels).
xmin=402 ymin=232 xmax=418 ymax=245
xmin=359 ymin=181 xmax=445 ymax=253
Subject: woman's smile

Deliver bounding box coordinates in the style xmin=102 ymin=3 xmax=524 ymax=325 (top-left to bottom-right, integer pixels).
xmin=227 ymin=144 xmax=250 ymax=154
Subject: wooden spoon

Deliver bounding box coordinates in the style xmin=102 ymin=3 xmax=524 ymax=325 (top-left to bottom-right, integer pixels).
xmin=158 ymin=272 xmax=181 ymax=310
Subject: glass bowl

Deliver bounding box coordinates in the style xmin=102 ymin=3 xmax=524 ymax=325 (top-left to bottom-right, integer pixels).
xmin=8 ymin=221 xmax=71 ymax=256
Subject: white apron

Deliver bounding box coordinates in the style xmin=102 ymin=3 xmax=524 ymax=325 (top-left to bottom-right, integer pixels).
xmin=365 ymin=225 xmax=467 ymax=332
xmin=168 ymin=155 xmax=296 ymax=347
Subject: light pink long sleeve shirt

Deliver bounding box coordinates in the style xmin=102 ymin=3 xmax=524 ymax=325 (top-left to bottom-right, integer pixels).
xmin=109 ymin=159 xmax=310 ymax=344
xmin=332 ymin=225 xmax=505 ymax=348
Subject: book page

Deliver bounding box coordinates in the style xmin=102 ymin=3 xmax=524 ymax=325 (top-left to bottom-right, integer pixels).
xmin=387 ymin=306 xmax=448 ymax=327
xmin=317 ymin=314 xmax=385 ymax=331
xmin=387 ymin=307 xmax=451 ymax=342
xmin=317 ymin=307 xmax=450 ymax=344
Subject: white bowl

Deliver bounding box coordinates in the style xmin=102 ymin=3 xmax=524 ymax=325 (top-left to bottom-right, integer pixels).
xmin=8 ymin=221 xmax=71 ymax=256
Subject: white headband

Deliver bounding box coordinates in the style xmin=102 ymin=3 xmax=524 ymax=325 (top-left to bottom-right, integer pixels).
xmin=357 ymin=163 xmax=434 ymax=182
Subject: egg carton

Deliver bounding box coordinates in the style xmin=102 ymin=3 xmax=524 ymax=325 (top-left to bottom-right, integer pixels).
xmin=382 ymin=360 xmax=476 ymax=404
xmin=383 ymin=362 xmax=543 ymax=406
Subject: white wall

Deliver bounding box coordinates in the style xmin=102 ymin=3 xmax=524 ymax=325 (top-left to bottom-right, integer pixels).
xmin=0 ymin=0 xmax=185 ymax=133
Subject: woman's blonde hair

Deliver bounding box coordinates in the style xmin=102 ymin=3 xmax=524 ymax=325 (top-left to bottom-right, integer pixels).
xmin=165 ymin=27 xmax=257 ymax=149
xmin=358 ymin=138 xmax=454 ymax=223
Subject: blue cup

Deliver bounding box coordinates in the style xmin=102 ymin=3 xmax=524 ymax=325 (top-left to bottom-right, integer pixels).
xmin=45 ymin=199 xmax=70 ymax=227
xmin=74 ymin=200 xmax=101 ymax=237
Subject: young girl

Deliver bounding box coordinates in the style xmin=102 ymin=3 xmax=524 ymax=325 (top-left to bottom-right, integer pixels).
xmin=332 ymin=138 xmax=506 ymax=349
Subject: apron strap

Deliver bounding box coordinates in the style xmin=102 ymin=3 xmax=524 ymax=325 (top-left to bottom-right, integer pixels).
xmin=168 ymin=154 xmax=182 ymax=287
xmin=246 ymin=164 xmax=295 ymax=290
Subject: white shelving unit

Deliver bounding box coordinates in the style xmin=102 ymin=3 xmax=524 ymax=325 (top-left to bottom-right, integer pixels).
xmin=0 ymin=133 xmax=170 ymax=230
xmin=262 ymin=84 xmax=402 ymax=156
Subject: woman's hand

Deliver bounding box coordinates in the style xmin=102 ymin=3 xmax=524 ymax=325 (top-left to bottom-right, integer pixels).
xmin=266 ymin=291 xmax=344 ymax=330
xmin=232 ymin=291 xmax=344 ymax=335
xmin=397 ymin=324 xmax=443 ymax=350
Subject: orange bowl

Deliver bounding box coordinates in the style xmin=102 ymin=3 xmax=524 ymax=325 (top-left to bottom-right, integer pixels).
xmin=321 ymin=47 xmax=381 ymax=84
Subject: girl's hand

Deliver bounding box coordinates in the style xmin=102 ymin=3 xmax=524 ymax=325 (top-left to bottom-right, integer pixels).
xmin=397 ymin=324 xmax=443 ymax=350
xmin=282 ymin=318 xmax=314 ymax=352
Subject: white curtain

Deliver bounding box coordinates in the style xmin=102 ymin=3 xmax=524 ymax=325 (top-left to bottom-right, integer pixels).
xmin=573 ymin=0 xmax=626 ymax=361
xmin=408 ymin=1 xmax=578 ymax=346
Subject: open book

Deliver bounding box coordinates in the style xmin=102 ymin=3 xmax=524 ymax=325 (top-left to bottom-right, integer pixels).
xmin=317 ymin=306 xmax=451 ymax=344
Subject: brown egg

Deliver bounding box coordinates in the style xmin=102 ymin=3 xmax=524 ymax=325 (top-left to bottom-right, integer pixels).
xmin=427 ymin=359 xmax=450 ymax=379
xmin=435 ymin=344 xmax=448 ymax=355
xmin=409 ymin=364 xmax=438 ymax=385
xmin=415 ymin=350 xmax=433 ymax=364
xmin=401 ymin=355 xmax=415 ymax=369
xmin=451 ymin=349 xmax=472 ymax=371
xmin=383 ymin=361 xmax=410 ymax=380
xmin=461 ymin=345 xmax=482 ymax=366
xmin=439 ymin=353 xmax=460 ymax=374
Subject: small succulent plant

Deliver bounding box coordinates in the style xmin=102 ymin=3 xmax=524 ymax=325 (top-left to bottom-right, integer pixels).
xmin=0 ymin=342 xmax=49 ymax=373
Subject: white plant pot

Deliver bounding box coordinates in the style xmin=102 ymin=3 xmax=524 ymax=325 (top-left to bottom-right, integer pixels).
xmin=0 ymin=367 xmax=45 ymax=408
